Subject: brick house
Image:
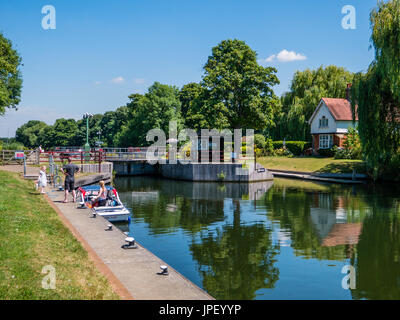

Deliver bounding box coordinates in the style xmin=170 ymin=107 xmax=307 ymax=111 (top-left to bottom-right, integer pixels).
xmin=308 ymin=92 xmax=358 ymax=153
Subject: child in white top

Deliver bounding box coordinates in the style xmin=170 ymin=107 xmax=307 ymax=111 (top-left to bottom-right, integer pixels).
xmin=36 ymin=166 xmax=47 ymax=194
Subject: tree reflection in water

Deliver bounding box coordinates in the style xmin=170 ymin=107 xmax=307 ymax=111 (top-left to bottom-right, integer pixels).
xmin=114 ymin=176 xmax=400 ymax=300
xmin=190 ymin=200 xmax=280 ymax=300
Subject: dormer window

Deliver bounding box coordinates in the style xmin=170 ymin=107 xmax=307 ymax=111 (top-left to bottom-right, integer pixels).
xmin=319 ymin=116 xmax=328 ymax=128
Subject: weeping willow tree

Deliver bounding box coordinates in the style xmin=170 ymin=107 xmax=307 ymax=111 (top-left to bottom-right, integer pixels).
xmin=352 ymin=0 xmax=400 ymax=180
xmin=268 ymin=66 xmax=354 ymax=141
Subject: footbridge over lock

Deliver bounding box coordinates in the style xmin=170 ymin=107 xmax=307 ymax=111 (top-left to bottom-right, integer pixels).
xmin=103 ymin=147 xmax=274 ymax=183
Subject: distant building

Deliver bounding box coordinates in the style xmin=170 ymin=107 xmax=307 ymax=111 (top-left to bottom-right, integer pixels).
xmin=308 ymin=86 xmax=358 ymax=153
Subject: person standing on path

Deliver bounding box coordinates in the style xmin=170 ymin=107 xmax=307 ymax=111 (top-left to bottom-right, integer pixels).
xmin=35 ymin=165 xmax=47 ymax=194
xmin=60 ymin=157 xmax=80 ymax=203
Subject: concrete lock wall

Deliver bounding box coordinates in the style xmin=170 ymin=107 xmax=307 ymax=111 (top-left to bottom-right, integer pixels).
xmin=113 ymin=161 xmax=158 ymax=176
xmin=112 ymin=160 xmax=273 ymax=182
xmin=161 ymin=163 xmax=273 ymax=182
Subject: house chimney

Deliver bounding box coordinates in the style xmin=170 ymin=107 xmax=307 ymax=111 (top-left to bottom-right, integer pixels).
xmin=346 ymin=83 xmax=352 ymax=101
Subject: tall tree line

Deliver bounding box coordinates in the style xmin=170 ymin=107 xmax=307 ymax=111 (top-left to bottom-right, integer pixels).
xmin=15 ymin=39 xmax=281 ymax=149
xmin=352 ymin=0 xmax=400 ymax=179
xmin=267 ymin=65 xmax=354 ymax=141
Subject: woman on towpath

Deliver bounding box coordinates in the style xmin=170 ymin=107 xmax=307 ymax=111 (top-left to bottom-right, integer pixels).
xmin=89 ymin=180 xmax=108 ymax=208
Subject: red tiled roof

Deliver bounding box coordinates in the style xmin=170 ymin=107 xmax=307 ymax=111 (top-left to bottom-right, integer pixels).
xmin=321 ymin=223 xmax=362 ymax=247
xmin=322 ymin=98 xmax=358 ymax=121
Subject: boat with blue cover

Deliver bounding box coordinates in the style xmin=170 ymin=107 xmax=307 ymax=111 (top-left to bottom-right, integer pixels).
xmin=77 ymin=185 xmax=130 ymax=222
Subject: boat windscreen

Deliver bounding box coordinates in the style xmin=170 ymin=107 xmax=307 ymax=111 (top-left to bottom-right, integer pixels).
xmin=81 ymin=185 xmax=114 ymax=191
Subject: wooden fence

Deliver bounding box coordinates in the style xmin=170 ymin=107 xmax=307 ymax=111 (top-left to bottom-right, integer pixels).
xmin=1 ymin=149 xmax=36 ymax=165
xmin=77 ymin=162 xmax=113 ymax=174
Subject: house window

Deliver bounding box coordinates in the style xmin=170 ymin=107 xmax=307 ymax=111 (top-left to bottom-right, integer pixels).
xmin=319 ymin=116 xmax=329 ymax=128
xmin=319 ymin=134 xmax=333 ymax=149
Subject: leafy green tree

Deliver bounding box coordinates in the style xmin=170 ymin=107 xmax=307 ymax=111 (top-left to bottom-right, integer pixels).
xmin=178 ymin=82 xmax=203 ymax=119
xmin=37 ymin=118 xmax=78 ymax=148
xmin=200 ymin=39 xmax=280 ymax=130
xmin=352 ymin=0 xmax=400 ymax=179
xmin=15 ymin=120 xmax=49 ymax=148
xmin=97 ymin=95 xmax=139 ymax=147
xmin=116 ymin=82 xmax=182 ymax=147
xmin=185 ymin=89 xmax=230 ymax=130
xmin=0 ymin=33 xmax=22 ymax=115
xmin=98 ymin=107 xmax=130 ymax=147
xmin=75 ymin=113 xmax=103 ymax=147
xmin=269 ymin=66 xmax=354 ymax=141
xmin=179 ymin=82 xmax=230 ymax=131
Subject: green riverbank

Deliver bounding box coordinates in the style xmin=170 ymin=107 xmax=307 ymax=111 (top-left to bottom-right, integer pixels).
xmin=258 ymin=156 xmax=366 ymax=174
xmin=0 ymin=170 xmax=119 ymax=299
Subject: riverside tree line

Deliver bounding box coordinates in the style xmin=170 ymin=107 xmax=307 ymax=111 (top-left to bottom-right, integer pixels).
xmin=1 ymin=0 xmax=400 ymax=180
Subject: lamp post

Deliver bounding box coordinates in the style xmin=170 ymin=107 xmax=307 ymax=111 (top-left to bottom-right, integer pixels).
xmin=96 ymin=130 xmax=102 ymax=147
xmin=83 ymin=113 xmax=93 ymax=160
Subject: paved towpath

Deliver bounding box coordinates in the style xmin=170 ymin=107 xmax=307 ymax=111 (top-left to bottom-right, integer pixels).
xmin=1 ymin=165 xmax=213 ymax=300
xmin=45 ymin=187 xmax=213 ymax=300
xmin=269 ymin=170 xmax=365 ymax=184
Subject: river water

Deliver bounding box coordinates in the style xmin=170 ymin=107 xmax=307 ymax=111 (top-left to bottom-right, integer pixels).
xmin=113 ymin=176 xmax=400 ymax=300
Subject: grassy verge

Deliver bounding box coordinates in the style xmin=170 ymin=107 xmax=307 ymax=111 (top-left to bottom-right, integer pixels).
xmin=0 ymin=170 xmax=119 ymax=299
xmin=258 ymin=156 xmax=366 ymax=174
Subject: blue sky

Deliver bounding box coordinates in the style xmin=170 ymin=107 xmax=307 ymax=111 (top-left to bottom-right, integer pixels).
xmin=0 ymin=0 xmax=377 ymax=137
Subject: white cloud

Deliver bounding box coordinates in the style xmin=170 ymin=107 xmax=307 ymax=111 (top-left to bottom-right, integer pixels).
xmin=265 ymin=54 xmax=276 ymax=62
xmin=276 ymin=49 xmax=307 ymax=62
xmin=94 ymin=81 xmax=102 ymax=85
xmin=259 ymin=49 xmax=307 ymax=64
xmin=111 ymin=76 xmax=125 ymax=84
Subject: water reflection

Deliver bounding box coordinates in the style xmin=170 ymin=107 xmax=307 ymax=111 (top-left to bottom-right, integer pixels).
xmin=114 ymin=176 xmax=400 ymax=300
xmin=116 ymin=177 xmax=273 ymax=234
xmin=190 ymin=200 xmax=280 ymax=300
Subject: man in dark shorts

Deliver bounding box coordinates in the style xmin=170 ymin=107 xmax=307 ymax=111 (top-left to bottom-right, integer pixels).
xmin=60 ymin=157 xmax=80 ymax=203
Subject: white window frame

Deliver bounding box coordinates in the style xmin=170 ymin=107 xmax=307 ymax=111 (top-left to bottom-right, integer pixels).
xmin=319 ymin=134 xmax=333 ymax=149
xmin=319 ymin=116 xmax=329 ymax=128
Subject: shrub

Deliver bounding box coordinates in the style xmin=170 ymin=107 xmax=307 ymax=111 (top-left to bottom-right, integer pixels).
xmin=333 ymin=129 xmax=363 ymax=160
xmin=318 ymin=148 xmax=335 ymax=157
xmin=333 ymin=146 xmax=361 ymax=160
xmin=273 ymin=141 xmax=310 ymax=156
xmin=253 ymin=135 xmax=274 ymax=156
xmin=217 ymin=170 xmax=226 ymax=181
xmin=254 ymin=134 xmax=266 ymax=149
xmin=380 ymin=154 xmax=400 ymax=181
xmin=3 ymin=141 xmax=25 ymax=150
xmin=264 ymin=138 xmax=274 ymax=156
xmin=274 ymin=147 xmax=293 ymax=157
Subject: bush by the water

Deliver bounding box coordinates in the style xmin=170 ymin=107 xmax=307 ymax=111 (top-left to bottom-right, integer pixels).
xmin=254 ymin=134 xmax=266 ymax=149
xmin=273 ymin=147 xmax=294 ymax=157
xmin=333 ymin=146 xmax=362 ymax=160
xmin=333 ymin=128 xmax=362 ymax=160
xmin=379 ymin=154 xmax=400 ymax=181
xmin=253 ymin=134 xmax=274 ymax=156
xmin=317 ymin=148 xmax=335 ymax=157
xmin=237 ymin=136 xmax=309 ymax=157
xmin=272 ymin=141 xmax=311 ymax=156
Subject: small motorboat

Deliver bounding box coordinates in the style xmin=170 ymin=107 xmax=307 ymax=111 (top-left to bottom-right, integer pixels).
xmin=77 ymin=185 xmax=131 ymax=222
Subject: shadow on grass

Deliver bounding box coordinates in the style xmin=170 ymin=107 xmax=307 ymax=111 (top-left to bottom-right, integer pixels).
xmin=316 ymin=161 xmax=367 ymax=174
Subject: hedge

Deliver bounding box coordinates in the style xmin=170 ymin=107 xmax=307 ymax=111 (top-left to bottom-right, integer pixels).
xmin=272 ymin=141 xmax=311 ymax=156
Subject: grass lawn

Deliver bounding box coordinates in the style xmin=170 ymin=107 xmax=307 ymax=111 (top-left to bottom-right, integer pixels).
xmin=0 ymin=170 xmax=119 ymax=299
xmin=258 ymin=156 xmax=366 ymax=174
